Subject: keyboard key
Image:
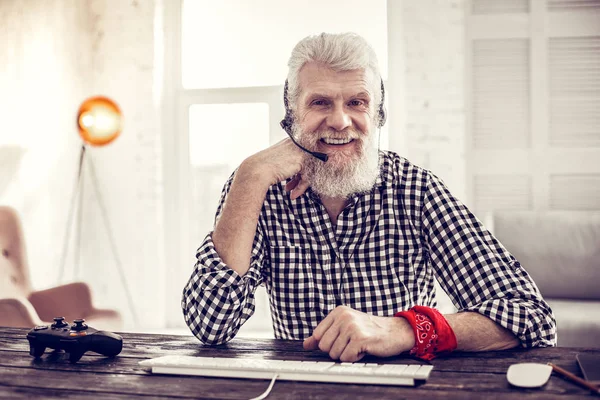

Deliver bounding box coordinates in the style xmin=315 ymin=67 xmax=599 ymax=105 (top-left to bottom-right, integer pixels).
xmin=414 ymin=365 xmax=434 ymax=380
xmin=376 ymin=364 xmax=409 ymax=376
xmin=402 ymin=365 xmax=422 ymax=377
xmin=328 ymin=366 xmax=372 ymax=375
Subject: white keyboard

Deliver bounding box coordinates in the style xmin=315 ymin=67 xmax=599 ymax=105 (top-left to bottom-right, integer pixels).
xmin=139 ymin=355 xmax=434 ymax=386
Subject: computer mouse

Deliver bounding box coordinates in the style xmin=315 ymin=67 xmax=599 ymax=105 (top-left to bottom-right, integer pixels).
xmin=506 ymin=363 xmax=552 ymax=388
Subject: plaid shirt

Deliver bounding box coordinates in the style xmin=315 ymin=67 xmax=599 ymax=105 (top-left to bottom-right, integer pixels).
xmin=182 ymin=151 xmax=556 ymax=347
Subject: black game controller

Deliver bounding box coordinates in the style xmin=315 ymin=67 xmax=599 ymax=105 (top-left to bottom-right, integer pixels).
xmin=27 ymin=317 xmax=123 ymax=363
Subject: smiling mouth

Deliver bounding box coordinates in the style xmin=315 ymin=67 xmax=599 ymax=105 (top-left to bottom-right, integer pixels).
xmin=320 ymin=138 xmax=354 ymax=145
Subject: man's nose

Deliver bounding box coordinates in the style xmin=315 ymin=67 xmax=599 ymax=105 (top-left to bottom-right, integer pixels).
xmin=326 ymin=105 xmax=351 ymax=131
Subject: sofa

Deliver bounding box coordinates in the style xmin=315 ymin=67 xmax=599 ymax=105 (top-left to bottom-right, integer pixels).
xmin=489 ymin=211 xmax=600 ymax=348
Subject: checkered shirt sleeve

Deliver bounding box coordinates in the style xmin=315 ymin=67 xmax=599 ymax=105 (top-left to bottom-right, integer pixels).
xmin=422 ymin=172 xmax=557 ymax=347
xmin=181 ymin=172 xmax=265 ymax=345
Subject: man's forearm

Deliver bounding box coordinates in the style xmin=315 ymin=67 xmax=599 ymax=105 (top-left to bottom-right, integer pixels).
xmin=212 ymin=139 xmax=306 ymax=276
xmin=445 ymin=311 xmax=520 ymax=352
xmin=212 ymin=164 xmax=270 ymax=276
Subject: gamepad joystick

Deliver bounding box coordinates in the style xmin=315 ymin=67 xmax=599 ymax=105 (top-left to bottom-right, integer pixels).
xmin=27 ymin=318 xmax=123 ymax=363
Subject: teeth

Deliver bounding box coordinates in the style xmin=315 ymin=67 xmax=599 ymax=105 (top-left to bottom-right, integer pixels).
xmin=322 ymin=138 xmax=353 ymax=145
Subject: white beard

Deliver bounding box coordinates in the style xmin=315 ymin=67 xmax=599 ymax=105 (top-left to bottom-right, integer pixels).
xmin=293 ymin=124 xmax=380 ymax=199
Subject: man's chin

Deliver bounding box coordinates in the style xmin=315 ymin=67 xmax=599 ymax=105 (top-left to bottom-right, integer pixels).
xmin=307 ymin=152 xmax=362 ymax=176
xmin=326 ymin=153 xmax=359 ymax=168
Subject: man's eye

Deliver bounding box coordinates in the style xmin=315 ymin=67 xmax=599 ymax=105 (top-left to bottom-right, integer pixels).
xmin=312 ymin=100 xmax=327 ymax=106
xmin=350 ymin=100 xmax=365 ymax=107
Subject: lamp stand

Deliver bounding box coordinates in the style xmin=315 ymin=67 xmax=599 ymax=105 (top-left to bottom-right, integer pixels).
xmin=57 ymin=144 xmax=139 ymax=326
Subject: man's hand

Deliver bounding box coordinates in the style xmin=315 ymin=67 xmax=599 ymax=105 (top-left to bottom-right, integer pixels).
xmin=240 ymin=138 xmax=310 ymax=200
xmin=303 ymin=306 xmax=416 ymax=362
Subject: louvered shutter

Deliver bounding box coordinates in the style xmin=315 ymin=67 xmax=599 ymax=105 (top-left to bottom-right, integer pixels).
xmin=467 ymin=0 xmax=600 ymax=213
xmin=549 ymin=37 xmax=600 ymax=147
xmin=473 ymin=39 xmax=530 ymax=149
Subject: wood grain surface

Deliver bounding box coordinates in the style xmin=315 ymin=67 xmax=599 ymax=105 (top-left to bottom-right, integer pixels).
xmin=1 ymin=327 xmax=598 ymax=399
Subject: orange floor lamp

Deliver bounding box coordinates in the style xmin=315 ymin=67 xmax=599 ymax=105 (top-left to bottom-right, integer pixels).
xmin=57 ymin=96 xmax=138 ymax=325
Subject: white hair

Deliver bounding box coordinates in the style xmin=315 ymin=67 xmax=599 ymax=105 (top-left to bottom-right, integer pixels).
xmin=286 ymin=32 xmax=382 ymax=116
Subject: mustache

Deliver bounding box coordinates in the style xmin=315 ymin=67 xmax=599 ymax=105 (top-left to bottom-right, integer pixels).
xmin=317 ymin=129 xmax=362 ymax=140
xmin=291 ymin=124 xmax=372 ymax=154
xmin=300 ymin=129 xmax=365 ymax=146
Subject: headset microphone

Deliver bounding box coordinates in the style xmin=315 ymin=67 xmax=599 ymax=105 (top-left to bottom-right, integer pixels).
xmin=280 ymin=120 xmax=328 ymax=162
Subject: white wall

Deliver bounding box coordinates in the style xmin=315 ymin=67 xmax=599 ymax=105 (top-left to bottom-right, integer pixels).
xmin=0 ymin=0 xmax=165 ymax=330
xmin=387 ymin=0 xmax=467 ymax=313
xmin=393 ymin=0 xmax=467 ymax=202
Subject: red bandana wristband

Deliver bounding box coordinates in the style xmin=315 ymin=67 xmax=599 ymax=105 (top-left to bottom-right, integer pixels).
xmin=395 ymin=306 xmax=458 ymax=360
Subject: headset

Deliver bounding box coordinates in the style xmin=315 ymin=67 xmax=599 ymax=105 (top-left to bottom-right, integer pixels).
xmin=280 ymin=78 xmax=387 ymax=162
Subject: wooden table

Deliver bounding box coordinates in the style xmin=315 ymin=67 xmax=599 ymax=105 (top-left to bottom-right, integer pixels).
xmin=1 ymin=326 xmax=598 ymax=399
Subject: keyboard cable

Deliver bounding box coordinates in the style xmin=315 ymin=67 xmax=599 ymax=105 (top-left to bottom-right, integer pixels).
xmin=249 ymin=373 xmax=279 ymax=400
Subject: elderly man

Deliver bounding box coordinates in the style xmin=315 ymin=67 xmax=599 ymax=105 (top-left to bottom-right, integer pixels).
xmin=182 ymin=32 xmax=556 ymax=362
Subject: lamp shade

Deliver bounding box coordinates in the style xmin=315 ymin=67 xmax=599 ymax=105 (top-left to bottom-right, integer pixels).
xmin=77 ymin=96 xmax=123 ymax=146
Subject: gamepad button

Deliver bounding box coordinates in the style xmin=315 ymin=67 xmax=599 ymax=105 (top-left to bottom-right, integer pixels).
xmin=51 ymin=317 xmax=68 ymax=328
xmin=72 ymin=319 xmax=88 ymax=331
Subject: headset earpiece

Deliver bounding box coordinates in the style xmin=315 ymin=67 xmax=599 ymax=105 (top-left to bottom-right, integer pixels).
xmin=280 ymin=80 xmax=294 ymax=135
xmin=377 ymin=106 xmax=387 ymax=128
xmin=377 ymin=78 xmax=387 ymax=129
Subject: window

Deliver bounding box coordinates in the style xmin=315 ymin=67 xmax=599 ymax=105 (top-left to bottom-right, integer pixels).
xmin=181 ymin=0 xmax=388 ymax=89
xmin=188 ymin=103 xmax=270 ymax=245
